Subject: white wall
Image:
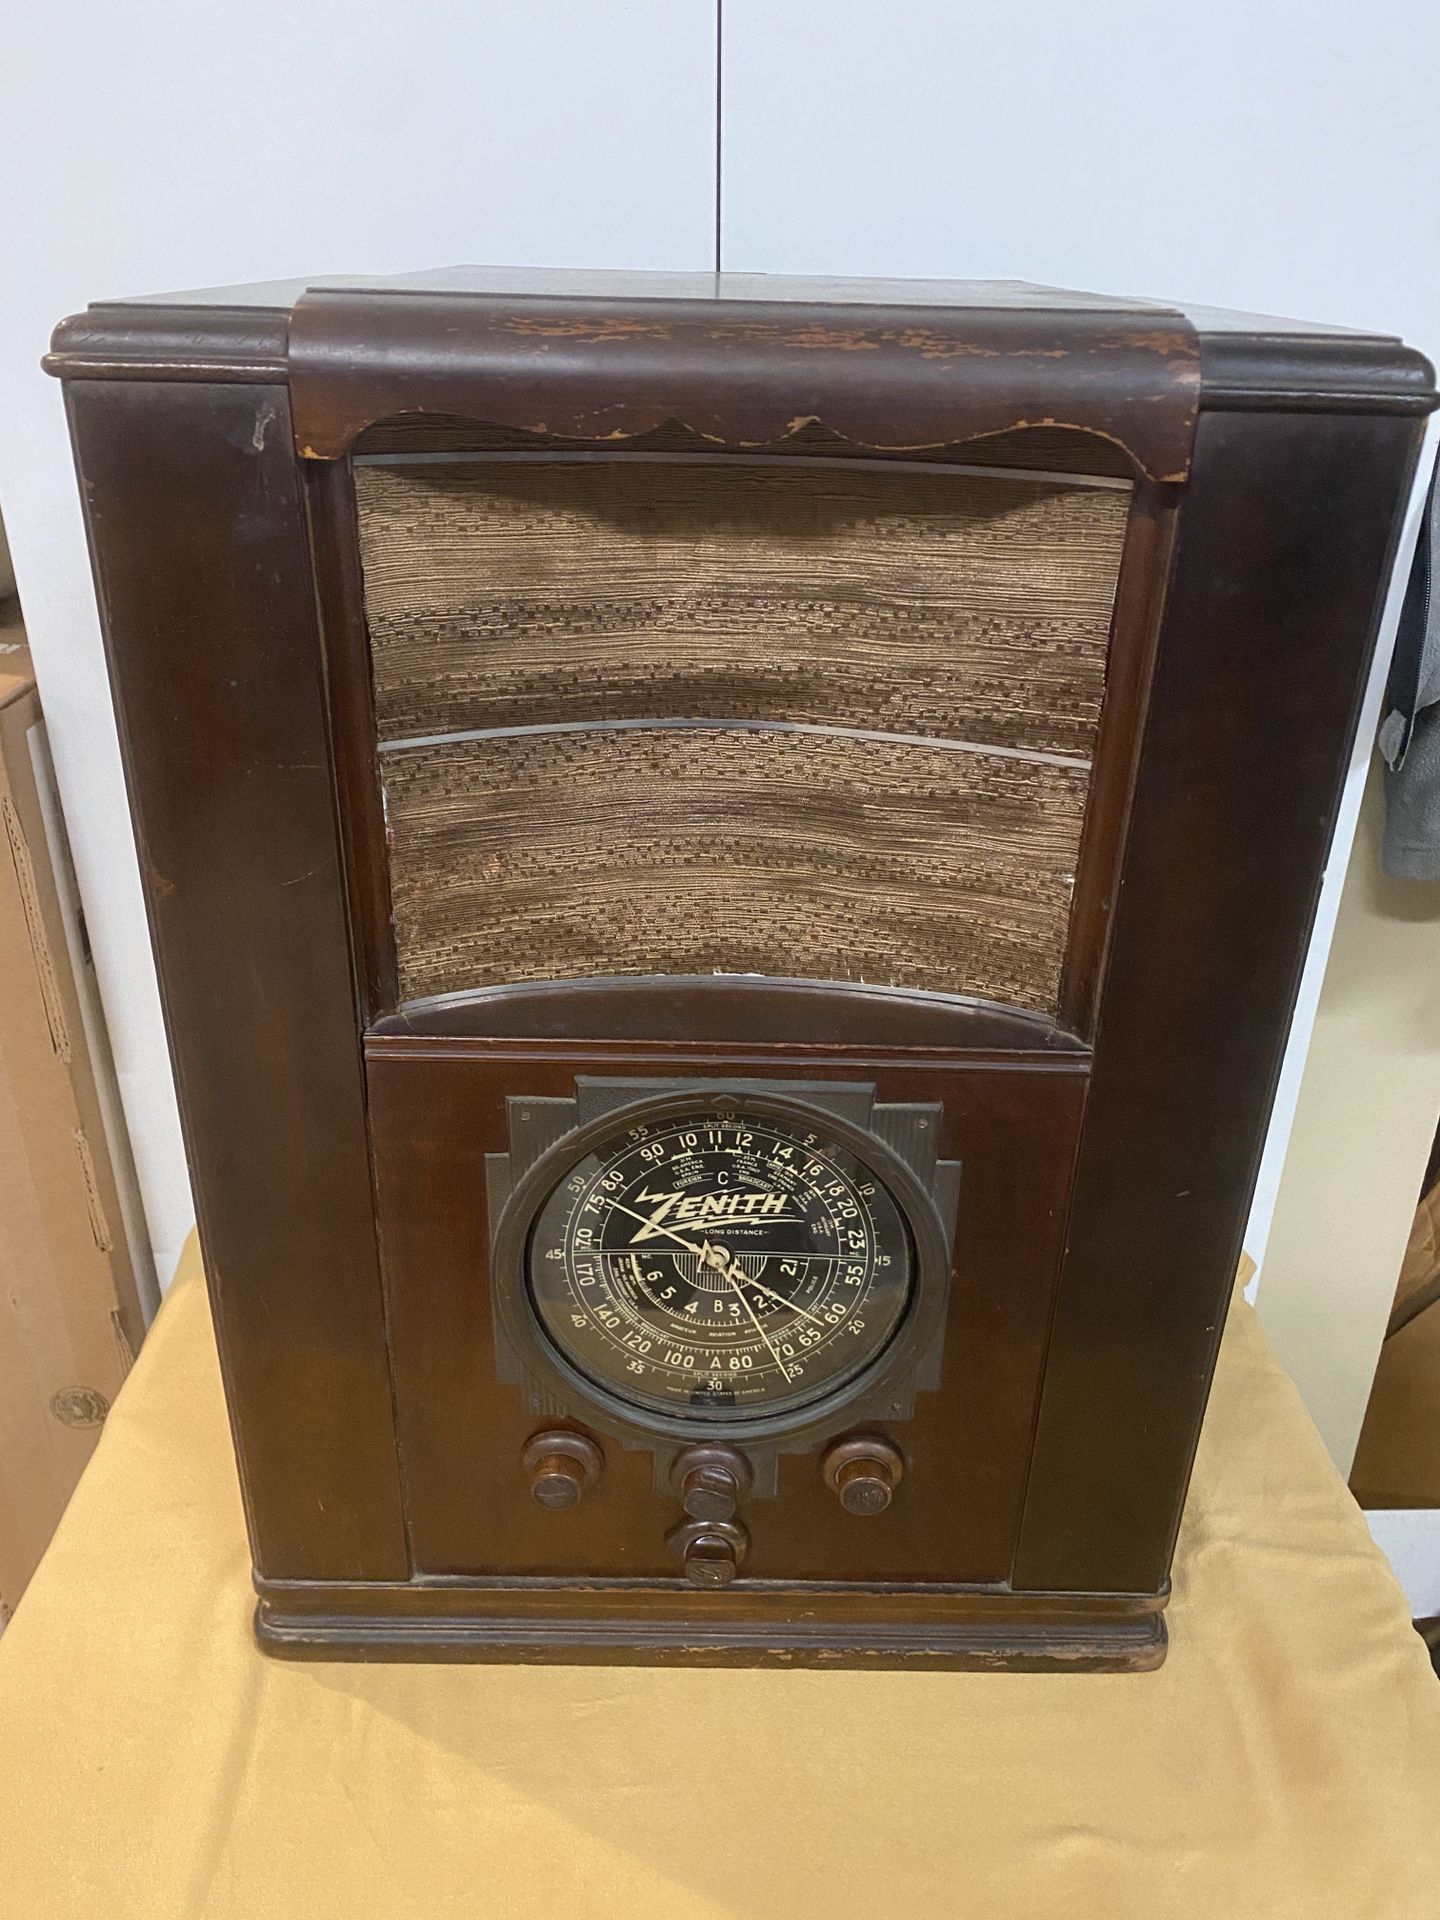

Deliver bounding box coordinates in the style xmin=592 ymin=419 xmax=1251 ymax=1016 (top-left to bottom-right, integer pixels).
xmin=0 ymin=2 xmax=719 ymax=1283
xmin=720 ymin=0 xmax=1440 ymax=350
xmin=1367 ymin=1510 xmax=1440 ymax=1618
xmin=1258 ymin=764 xmax=1440 ymax=1475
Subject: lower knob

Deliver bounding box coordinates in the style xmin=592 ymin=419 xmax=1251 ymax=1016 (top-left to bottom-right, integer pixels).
xmin=667 ymin=1516 xmax=749 ymax=1586
xmin=523 ymin=1430 xmax=603 ymax=1509
xmin=684 ymin=1534 xmax=741 ymax=1586
xmin=822 ymin=1435 xmax=904 ymax=1515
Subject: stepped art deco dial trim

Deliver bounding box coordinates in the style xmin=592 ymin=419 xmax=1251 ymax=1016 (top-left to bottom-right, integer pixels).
xmin=487 ymin=1080 xmax=960 ymax=1457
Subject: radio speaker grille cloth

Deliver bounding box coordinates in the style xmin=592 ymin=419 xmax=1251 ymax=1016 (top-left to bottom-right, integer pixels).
xmin=355 ymin=455 xmax=1129 ymax=1011
xmin=382 ymin=726 xmax=1090 ymax=1010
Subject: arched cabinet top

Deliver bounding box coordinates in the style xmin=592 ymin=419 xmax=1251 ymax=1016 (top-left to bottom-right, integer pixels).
xmin=284 ymin=281 xmax=1201 ymax=482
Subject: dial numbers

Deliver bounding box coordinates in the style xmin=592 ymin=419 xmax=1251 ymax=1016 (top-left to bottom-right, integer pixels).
xmin=525 ymin=1107 xmax=914 ymax=1421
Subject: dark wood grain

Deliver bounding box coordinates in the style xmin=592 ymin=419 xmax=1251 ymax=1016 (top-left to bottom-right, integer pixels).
xmin=47 ymin=268 xmax=1435 ymax=416
xmin=304 ymin=457 xmax=399 ymax=1016
xmin=366 ymin=1038 xmax=1088 ymax=1586
xmin=369 ymin=975 xmax=1086 ymax=1050
xmin=254 ymin=1582 xmax=1167 ymax=1671
xmin=1055 ymin=481 xmax=1177 ymax=1034
xmin=288 ymin=288 xmax=1201 ymax=482
xmin=49 ymin=268 xmax=1434 ymax=1670
xmin=63 ymin=379 xmax=408 ymax=1583
xmin=1015 ymin=406 xmax=1427 ymax=1595
xmin=351 ymin=417 xmax=1140 ymax=478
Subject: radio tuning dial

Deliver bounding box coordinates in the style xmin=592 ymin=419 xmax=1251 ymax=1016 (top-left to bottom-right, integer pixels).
xmin=521 ymin=1101 xmax=916 ymax=1423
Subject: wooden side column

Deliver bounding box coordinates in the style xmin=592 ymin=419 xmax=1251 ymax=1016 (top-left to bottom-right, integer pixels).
xmin=1016 ymin=405 xmax=1425 ymax=1596
xmin=64 ymin=378 xmax=408 ymax=1583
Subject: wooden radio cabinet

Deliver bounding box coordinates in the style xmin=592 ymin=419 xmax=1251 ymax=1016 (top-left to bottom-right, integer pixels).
xmin=48 ymin=269 xmax=1435 ymax=1669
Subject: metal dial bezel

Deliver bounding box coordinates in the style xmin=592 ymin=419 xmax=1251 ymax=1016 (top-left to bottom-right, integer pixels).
xmin=489 ymin=1085 xmax=954 ymax=1450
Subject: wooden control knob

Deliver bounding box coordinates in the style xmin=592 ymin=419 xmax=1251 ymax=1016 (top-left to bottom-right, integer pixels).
xmin=834 ymin=1457 xmax=895 ymax=1515
xmin=666 ymin=1516 xmax=749 ymax=1586
xmin=822 ymin=1435 xmax=904 ymax=1515
xmin=684 ymin=1533 xmax=741 ymax=1586
xmin=671 ymin=1444 xmax=752 ymax=1523
xmin=523 ymin=1430 xmax=602 ymax=1509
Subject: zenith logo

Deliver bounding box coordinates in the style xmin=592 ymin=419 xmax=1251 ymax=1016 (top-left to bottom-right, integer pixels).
xmin=628 ymin=1186 xmax=799 ymax=1242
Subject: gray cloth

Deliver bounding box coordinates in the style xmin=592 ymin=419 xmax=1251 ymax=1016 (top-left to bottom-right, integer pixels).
xmin=1380 ymin=458 xmax=1440 ymax=879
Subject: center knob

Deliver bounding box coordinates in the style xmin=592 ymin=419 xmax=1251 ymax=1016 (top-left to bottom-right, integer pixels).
xmin=682 ymin=1464 xmax=741 ymax=1521
xmin=671 ymin=1444 xmax=752 ymax=1523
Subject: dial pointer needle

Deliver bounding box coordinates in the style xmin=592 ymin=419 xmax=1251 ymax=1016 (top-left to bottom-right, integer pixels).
xmin=725 ymin=1273 xmax=794 ymax=1382
xmin=736 ymin=1270 xmax=829 ymax=1329
xmin=601 ymin=1197 xmax=829 ymax=1328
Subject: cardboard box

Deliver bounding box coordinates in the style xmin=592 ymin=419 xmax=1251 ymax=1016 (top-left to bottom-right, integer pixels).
xmin=1350 ymin=1176 xmax=1440 ymax=1509
xmin=0 ymin=616 xmax=154 ymax=1615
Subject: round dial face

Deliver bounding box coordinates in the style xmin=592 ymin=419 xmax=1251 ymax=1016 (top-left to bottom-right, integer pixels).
xmin=525 ymin=1103 xmax=915 ymax=1424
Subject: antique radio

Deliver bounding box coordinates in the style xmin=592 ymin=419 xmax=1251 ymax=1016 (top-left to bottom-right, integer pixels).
xmin=49 ymin=270 xmax=1433 ymax=1669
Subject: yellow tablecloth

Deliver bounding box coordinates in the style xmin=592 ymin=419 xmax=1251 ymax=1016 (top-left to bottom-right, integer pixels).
xmin=2 ymin=1240 xmax=1438 ymax=1920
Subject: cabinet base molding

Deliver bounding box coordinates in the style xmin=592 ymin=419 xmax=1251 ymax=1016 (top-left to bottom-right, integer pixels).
xmin=254 ymin=1580 xmax=1168 ymax=1672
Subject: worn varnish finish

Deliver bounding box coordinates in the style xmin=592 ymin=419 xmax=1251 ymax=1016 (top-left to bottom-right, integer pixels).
xmin=368 ymin=1041 xmax=1087 ymax=1587
xmin=61 ymin=379 xmax=407 ymax=1584
xmin=1016 ymin=405 xmax=1427 ymax=1595
xmin=371 ymin=977 xmax=1087 ymax=1052
xmin=352 ymin=417 xmax=1141 ymax=479
xmin=289 ymin=285 xmax=1202 ymax=482
xmin=49 ymin=268 xmax=1434 ymax=1670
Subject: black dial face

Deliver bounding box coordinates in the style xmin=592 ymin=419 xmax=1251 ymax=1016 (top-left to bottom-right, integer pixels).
xmin=525 ymin=1103 xmax=915 ymax=1425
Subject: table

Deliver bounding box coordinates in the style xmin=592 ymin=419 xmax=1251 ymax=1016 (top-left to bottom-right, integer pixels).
xmin=2 ymin=1240 xmax=1438 ymax=1919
